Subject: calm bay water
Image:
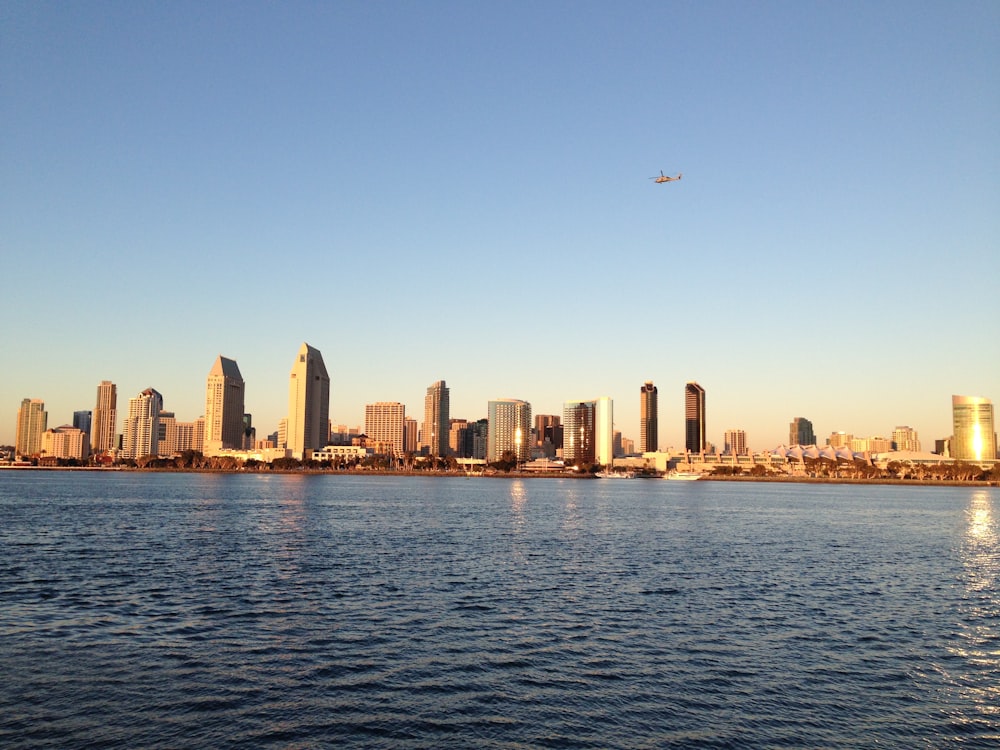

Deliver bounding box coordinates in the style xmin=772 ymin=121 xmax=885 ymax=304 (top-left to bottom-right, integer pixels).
xmin=1 ymin=472 xmax=998 ymax=748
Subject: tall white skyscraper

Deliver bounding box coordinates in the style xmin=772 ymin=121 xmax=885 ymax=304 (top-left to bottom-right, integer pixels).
xmin=287 ymin=343 xmax=330 ymax=459
xmin=92 ymin=380 xmax=117 ymax=454
xmin=15 ymin=398 xmax=47 ymax=458
xmin=487 ymin=399 xmax=532 ymax=463
xmin=421 ymin=380 xmax=450 ymax=457
xmin=595 ymin=396 xmax=614 ymax=466
xmin=122 ymin=388 xmax=163 ymax=460
xmin=365 ymin=402 xmax=406 ymax=456
xmin=204 ymin=355 xmax=245 ymax=456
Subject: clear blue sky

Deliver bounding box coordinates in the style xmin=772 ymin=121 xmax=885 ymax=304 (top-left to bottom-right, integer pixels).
xmin=2 ymin=1 xmax=998 ymax=450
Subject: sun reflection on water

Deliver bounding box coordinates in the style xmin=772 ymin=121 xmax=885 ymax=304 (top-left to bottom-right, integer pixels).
xmin=952 ymin=490 xmax=1000 ymax=722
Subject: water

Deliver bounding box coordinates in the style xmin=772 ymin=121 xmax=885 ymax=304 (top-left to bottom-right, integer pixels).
xmin=1 ymin=472 xmax=997 ymax=748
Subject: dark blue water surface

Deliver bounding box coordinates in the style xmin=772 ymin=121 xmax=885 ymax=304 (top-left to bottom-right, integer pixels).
xmin=1 ymin=472 xmax=998 ymax=748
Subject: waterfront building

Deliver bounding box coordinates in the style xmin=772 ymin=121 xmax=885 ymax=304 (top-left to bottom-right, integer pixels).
xmin=952 ymin=395 xmax=996 ymax=462
xmin=640 ymin=381 xmax=658 ymax=453
xmin=621 ymin=436 xmax=635 ymax=456
xmin=596 ymin=397 xmax=614 ymax=465
xmin=724 ymin=429 xmax=748 ymax=456
xmin=404 ymin=417 xmax=418 ymax=453
xmin=287 ymin=343 xmax=330 ymax=459
xmin=449 ymin=419 xmax=470 ymax=458
xmin=157 ymin=411 xmax=178 ymax=456
xmin=242 ymin=414 xmax=254 ymax=450
xmin=563 ymin=401 xmax=595 ymax=466
xmin=851 ymin=435 xmax=892 ymax=454
xmin=122 ymin=388 xmax=163 ymax=460
xmin=684 ymin=382 xmax=706 ymax=454
xmin=91 ymin=380 xmax=117 ymax=454
xmin=73 ymin=410 xmax=92 ymax=438
xmin=469 ymin=418 xmax=489 ymax=460
xmin=41 ymin=425 xmax=88 ymax=460
xmin=487 ymin=399 xmax=532 ymax=464
xmin=827 ymin=431 xmax=853 ymax=448
xmin=365 ymin=402 xmax=406 ymax=456
xmin=563 ymin=397 xmax=614 ymax=466
xmin=421 ymin=380 xmax=450 ymax=457
xmin=15 ymin=398 xmax=48 ymax=457
xmin=534 ymin=414 xmax=560 ymax=447
xmin=789 ymin=417 xmax=815 ymax=447
xmin=174 ymin=419 xmax=200 ymax=454
xmin=204 ymin=355 xmax=246 ymax=456
xmin=892 ymin=426 xmax=921 ymax=453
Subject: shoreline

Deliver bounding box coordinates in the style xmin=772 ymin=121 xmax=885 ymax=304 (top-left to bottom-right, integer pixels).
xmin=1 ymin=464 xmax=997 ymax=487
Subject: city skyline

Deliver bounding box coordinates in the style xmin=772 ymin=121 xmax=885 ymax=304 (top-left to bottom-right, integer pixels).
xmin=2 ymin=4 xmax=997 ymax=449
xmin=3 ymin=348 xmax=996 ymax=456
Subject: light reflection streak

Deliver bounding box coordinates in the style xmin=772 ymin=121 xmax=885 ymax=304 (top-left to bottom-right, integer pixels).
xmin=951 ymin=491 xmax=1000 ymax=718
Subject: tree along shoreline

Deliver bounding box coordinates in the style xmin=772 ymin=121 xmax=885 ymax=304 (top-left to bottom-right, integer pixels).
xmin=1 ymin=464 xmax=997 ymax=487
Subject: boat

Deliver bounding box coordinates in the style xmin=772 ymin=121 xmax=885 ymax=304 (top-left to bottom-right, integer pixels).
xmin=596 ymin=470 xmax=636 ymax=479
xmin=665 ymin=470 xmax=702 ymax=481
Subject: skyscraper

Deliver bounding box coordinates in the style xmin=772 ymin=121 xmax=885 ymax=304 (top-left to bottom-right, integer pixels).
xmin=563 ymin=401 xmax=596 ymax=466
xmin=595 ymin=396 xmax=614 ymax=466
xmin=563 ymin=397 xmax=614 ymax=466
xmin=73 ymin=410 xmax=92 ymax=438
xmin=487 ymin=399 xmax=532 ymax=464
xmin=122 ymin=388 xmax=163 ymax=460
xmin=204 ymin=355 xmax=246 ymax=456
xmin=952 ymin=395 xmax=996 ymax=462
xmin=724 ymin=429 xmax=748 ymax=455
xmin=789 ymin=417 xmax=815 ymax=447
xmin=640 ymin=381 xmax=658 ymax=453
xmin=287 ymin=343 xmax=330 ymax=459
xmin=421 ymin=380 xmax=450 ymax=457
xmin=891 ymin=426 xmax=921 ymax=453
xmin=92 ymin=380 xmax=117 ymax=454
xmin=365 ymin=402 xmax=406 ymax=456
xmin=685 ymin=382 xmax=706 ymax=453
xmin=15 ymin=398 xmax=47 ymax=457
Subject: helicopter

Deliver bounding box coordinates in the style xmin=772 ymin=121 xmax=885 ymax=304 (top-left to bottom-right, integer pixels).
xmin=650 ymin=171 xmax=682 ymax=184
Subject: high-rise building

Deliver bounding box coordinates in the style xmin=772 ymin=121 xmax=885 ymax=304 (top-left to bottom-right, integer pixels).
xmin=404 ymin=417 xmax=418 ymax=454
xmin=827 ymin=431 xmax=853 ymax=448
xmin=724 ymin=429 xmax=748 ymax=455
xmin=684 ymin=382 xmax=706 ymax=454
xmin=534 ymin=415 xmax=560 ymax=447
xmin=92 ymin=380 xmax=117 ymax=454
xmin=204 ymin=355 xmax=246 ymax=456
xmin=595 ymin=396 xmax=614 ymax=466
xmin=174 ymin=420 xmax=200 ymax=454
xmin=449 ymin=419 xmax=470 ymax=458
xmin=469 ymin=418 xmax=489 ymax=460
xmin=789 ymin=417 xmax=815 ymax=447
xmin=891 ymin=426 xmax=921 ymax=453
xmin=41 ymin=425 xmax=88 ymax=460
xmin=287 ymin=343 xmax=330 ymax=459
xmin=563 ymin=401 xmax=595 ymax=466
xmin=365 ymin=402 xmax=406 ymax=457
xmin=157 ymin=411 xmax=177 ymax=456
xmin=15 ymin=398 xmax=47 ymax=457
xmin=640 ymin=381 xmax=658 ymax=453
xmin=952 ymin=395 xmax=996 ymax=462
xmin=73 ymin=410 xmax=92 ymax=438
xmin=487 ymin=399 xmax=532 ymax=464
xmin=421 ymin=380 xmax=450 ymax=457
xmin=563 ymin=397 xmax=614 ymax=466
xmin=122 ymin=388 xmax=163 ymax=460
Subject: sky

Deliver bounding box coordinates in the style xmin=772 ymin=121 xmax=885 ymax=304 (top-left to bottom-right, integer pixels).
xmin=2 ymin=1 xmax=998 ymax=451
